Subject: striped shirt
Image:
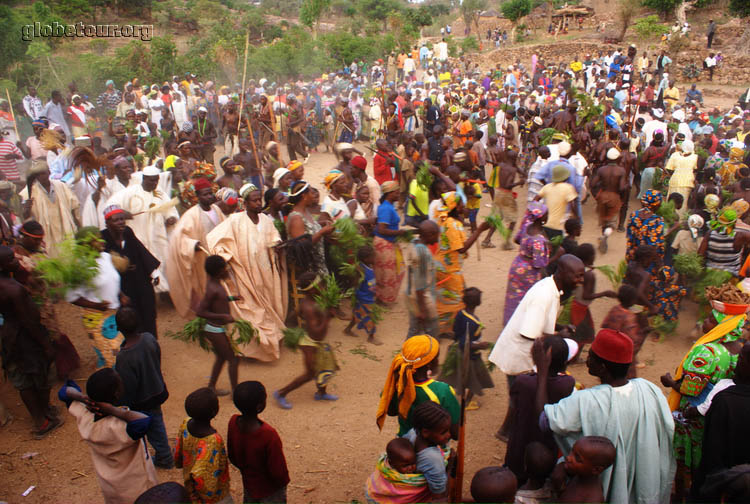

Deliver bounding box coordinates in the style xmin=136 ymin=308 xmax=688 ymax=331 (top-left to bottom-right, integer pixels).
xmin=0 ymin=139 xmax=22 ymax=180
xmin=705 ymin=229 xmax=741 ymax=275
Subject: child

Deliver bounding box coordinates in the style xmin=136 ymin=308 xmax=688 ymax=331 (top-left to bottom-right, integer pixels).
xmin=196 ymin=255 xmax=239 ymax=395
xmin=558 ymin=436 xmax=616 ymax=503
xmin=601 ymin=285 xmax=645 ymax=377
xmin=671 ymin=214 xmax=704 ymax=256
xmin=652 ymin=265 xmax=686 ymax=323
xmin=514 ymin=442 xmax=556 ymax=503
xmin=345 ymin=246 xmax=382 ymax=345
xmin=274 ymin=272 xmax=339 ymax=408
xmin=59 ymin=368 xmax=158 ymax=504
xmin=174 ymin=388 xmax=232 ymax=504
xmin=366 ymin=438 xmax=429 ymax=503
xmin=624 ymin=244 xmax=657 ymax=313
xmin=561 ymin=218 xmax=582 ymax=255
xmin=228 ymin=381 xmax=290 ymax=503
xmin=136 ymin=483 xmax=190 ymax=504
xmin=439 ymin=287 xmax=494 ymax=410
xmin=471 ymin=466 xmax=518 ymax=503
xmin=323 ymin=109 xmax=335 ymax=152
xmin=571 ymin=244 xmax=617 ymax=350
xmin=114 ymin=307 xmax=173 ymax=469
xmin=404 ymin=401 xmax=453 ymax=498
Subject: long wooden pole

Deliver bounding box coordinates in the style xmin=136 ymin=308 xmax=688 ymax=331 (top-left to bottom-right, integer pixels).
xmin=245 ymin=117 xmax=261 ymax=178
xmin=237 ymin=29 xmax=250 ymax=139
xmin=5 ymin=89 xmax=21 ymax=141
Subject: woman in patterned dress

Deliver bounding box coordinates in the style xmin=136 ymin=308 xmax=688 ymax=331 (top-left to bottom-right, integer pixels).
xmin=502 ymin=202 xmax=551 ymax=325
xmin=626 ymin=189 xmax=665 ymax=262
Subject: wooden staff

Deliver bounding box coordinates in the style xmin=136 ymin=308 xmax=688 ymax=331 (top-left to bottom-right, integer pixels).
xmin=237 ymin=29 xmax=250 ymax=137
xmin=4 ymin=89 xmax=21 ymax=141
xmin=449 ymin=328 xmax=472 ymax=502
xmin=245 ymin=117 xmax=261 ymax=175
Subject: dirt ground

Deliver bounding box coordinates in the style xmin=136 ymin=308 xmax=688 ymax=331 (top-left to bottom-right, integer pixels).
xmin=0 ymin=144 xmax=700 ymax=504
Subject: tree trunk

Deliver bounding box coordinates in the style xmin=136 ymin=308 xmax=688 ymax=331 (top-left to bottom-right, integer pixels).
xmin=737 ymin=22 xmax=750 ymax=56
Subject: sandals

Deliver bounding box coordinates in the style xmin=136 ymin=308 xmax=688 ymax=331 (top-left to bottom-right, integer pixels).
xmin=314 ymin=392 xmax=339 ymax=401
xmin=481 ymin=241 xmax=496 ymax=249
xmin=273 ymin=391 xmax=293 ymax=410
xmin=33 ymin=415 xmax=65 ymax=440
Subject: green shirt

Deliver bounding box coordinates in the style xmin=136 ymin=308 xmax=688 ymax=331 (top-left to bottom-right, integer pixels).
xmin=392 ymin=379 xmax=460 ymax=436
xmin=406 ymin=179 xmax=429 ymax=217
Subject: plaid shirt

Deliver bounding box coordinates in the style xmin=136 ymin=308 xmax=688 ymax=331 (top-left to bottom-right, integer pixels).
xmin=96 ymin=90 xmax=122 ymax=111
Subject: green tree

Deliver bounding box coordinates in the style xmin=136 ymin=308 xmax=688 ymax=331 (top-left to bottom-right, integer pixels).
xmin=357 ymin=0 xmax=403 ymax=30
xmin=300 ymin=0 xmax=332 ymax=37
xmin=641 ymin=0 xmax=682 ymax=18
xmin=500 ymin=0 xmax=531 ymax=40
xmin=730 ymin=0 xmax=750 ymax=17
xmin=460 ymin=0 xmax=487 ymax=36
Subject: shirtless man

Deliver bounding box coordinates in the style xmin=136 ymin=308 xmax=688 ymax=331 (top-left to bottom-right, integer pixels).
xmin=258 ymin=95 xmax=275 ymax=147
xmin=263 ymin=141 xmax=284 ymax=190
xmin=234 ymin=138 xmax=262 ymax=188
xmin=591 ymin=129 xmax=619 ymax=172
xmin=546 ymin=102 xmax=578 ymax=133
xmin=286 ymin=96 xmax=307 ymax=162
xmin=483 ymin=149 xmax=525 ymax=249
xmin=440 ymin=137 xmax=454 ymax=171
xmin=196 ymin=255 xmax=239 ymax=395
xmin=618 ymin=139 xmax=637 ymax=231
xmin=221 ymin=101 xmax=240 ymax=157
xmin=591 ymin=148 xmax=627 ymax=253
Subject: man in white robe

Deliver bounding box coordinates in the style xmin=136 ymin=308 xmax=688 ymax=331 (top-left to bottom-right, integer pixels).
xmin=20 ymin=160 xmax=80 ymax=254
xmin=104 ymin=165 xmax=178 ymax=292
xmin=533 ymin=328 xmax=675 ymax=504
xmin=81 ymin=157 xmax=135 ymax=229
xmin=206 ymin=184 xmax=287 ymax=361
xmin=166 ymin=179 xmax=231 ymax=318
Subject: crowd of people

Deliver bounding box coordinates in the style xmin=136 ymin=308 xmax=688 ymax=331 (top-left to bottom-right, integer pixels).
xmin=3 ymin=29 xmax=750 ymax=503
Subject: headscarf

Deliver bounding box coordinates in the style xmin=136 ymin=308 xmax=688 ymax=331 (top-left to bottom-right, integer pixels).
xmin=163 ymin=155 xmax=180 ymax=171
xmin=324 ymin=169 xmax=344 ymax=191
xmin=731 ymin=199 xmax=750 ymax=219
xmin=103 ymin=204 xmax=125 ymax=220
xmin=216 ymin=187 xmax=238 ymax=206
xmin=711 ymin=208 xmax=738 ymax=236
xmin=375 ymin=335 xmax=440 ymax=430
xmin=730 ymin=147 xmax=745 ymax=161
xmin=265 ymin=141 xmax=278 ymax=152
xmin=440 ymin=191 xmax=461 ymax=213
xmin=517 ymin=201 xmax=548 ymax=238
xmin=287 ymin=160 xmax=303 ymax=172
xmin=704 ymin=193 xmax=721 ymax=214
xmin=239 ymin=183 xmax=259 ymax=199
xmin=380 ymin=181 xmax=399 ymax=194
xmin=273 ymin=168 xmax=290 ymax=188
xmin=181 ymin=121 xmax=194 ymax=133
xmin=687 ymin=214 xmax=704 ymax=239
xmin=641 ymin=189 xmax=663 ymax=212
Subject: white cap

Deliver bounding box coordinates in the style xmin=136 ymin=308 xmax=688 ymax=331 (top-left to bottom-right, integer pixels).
xmin=142 ymin=165 xmax=161 ymax=176
xmin=198 ymin=106 xmax=208 ymax=113
xmin=606 ymin=147 xmax=621 ymax=160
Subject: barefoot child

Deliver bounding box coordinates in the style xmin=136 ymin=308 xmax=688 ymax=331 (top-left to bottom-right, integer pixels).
xmin=471 ymin=466 xmax=518 ymax=503
xmin=59 ymin=369 xmax=159 ymax=504
xmin=274 ymin=272 xmax=339 ymax=409
xmin=439 ymin=287 xmax=494 ymax=410
xmin=196 ymin=255 xmax=240 ymax=396
xmin=365 ymin=438 xmax=428 ymax=503
xmin=514 ymin=442 xmax=556 ymax=503
xmin=228 ymin=381 xmax=290 ymax=503
xmin=558 ymin=436 xmax=616 ymax=503
xmin=345 ymin=246 xmax=382 ymax=345
xmin=174 ymin=388 xmax=232 ymax=504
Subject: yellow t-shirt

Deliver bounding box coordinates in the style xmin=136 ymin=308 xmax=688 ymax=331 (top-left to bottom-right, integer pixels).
xmin=538 ymin=182 xmax=578 ymax=230
xmin=407 ymin=179 xmax=430 ymax=217
xmin=460 ymin=181 xmax=482 ymax=210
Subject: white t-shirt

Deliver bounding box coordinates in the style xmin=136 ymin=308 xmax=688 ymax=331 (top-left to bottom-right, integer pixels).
xmin=489 ymin=276 xmax=562 ymax=375
xmin=65 ymin=252 xmax=121 ymax=310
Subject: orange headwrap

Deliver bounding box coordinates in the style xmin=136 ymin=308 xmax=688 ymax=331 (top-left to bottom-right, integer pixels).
xmin=376 ymin=335 xmax=440 ymax=431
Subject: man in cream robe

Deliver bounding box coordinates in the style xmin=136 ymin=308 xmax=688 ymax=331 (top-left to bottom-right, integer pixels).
xmin=206 ymin=184 xmax=287 ymax=361
xmin=81 ymin=157 xmax=135 ymax=229
xmin=20 ymin=161 xmax=80 ymax=254
xmin=104 ymin=166 xmax=178 ymax=292
xmin=166 ymin=180 xmax=227 ymax=318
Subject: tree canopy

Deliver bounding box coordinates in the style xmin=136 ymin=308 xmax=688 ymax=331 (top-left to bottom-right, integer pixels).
xmin=500 ymin=0 xmax=532 ymax=24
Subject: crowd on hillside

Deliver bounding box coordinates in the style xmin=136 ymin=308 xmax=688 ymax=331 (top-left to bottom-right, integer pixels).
xmin=3 ymin=33 xmax=750 ymax=503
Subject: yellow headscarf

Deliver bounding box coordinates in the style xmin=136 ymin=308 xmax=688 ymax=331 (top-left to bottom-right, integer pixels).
xmin=376 ymin=335 xmax=440 ymax=431
xmin=324 ymin=169 xmax=344 ymax=191
xmin=287 ymin=160 xmax=303 ymax=172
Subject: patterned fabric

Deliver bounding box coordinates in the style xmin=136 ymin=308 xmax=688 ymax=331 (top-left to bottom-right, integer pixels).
xmin=503 ymin=234 xmax=549 ymax=324
xmin=373 ymin=236 xmax=405 ymax=304
xmin=365 ymin=453 xmax=436 ymax=504
xmin=626 ymin=207 xmax=665 ymax=261
xmin=174 ymin=418 xmax=232 ymax=504
xmin=653 ymin=266 xmax=687 ymax=322
xmin=96 ymin=90 xmax=122 ymax=111
xmin=81 ymin=308 xmax=122 ymax=369
xmin=287 ymin=211 xmax=327 ymax=275
xmin=299 ymin=334 xmax=340 ymax=387
xmin=435 ymin=215 xmax=466 ymax=334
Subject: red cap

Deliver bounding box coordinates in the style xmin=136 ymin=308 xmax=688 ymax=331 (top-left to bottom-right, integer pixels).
xmin=590 ymin=329 xmax=633 ymax=364
xmin=351 ymin=155 xmax=367 ymax=170
xmin=193 ymin=177 xmax=211 ymax=191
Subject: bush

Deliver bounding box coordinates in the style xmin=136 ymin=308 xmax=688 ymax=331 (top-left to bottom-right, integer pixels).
xmin=634 ymin=15 xmax=667 ymax=39
xmin=460 ymin=35 xmax=479 ymax=53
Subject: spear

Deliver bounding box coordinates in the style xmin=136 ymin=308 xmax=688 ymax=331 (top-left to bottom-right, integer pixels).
xmin=4 ymin=89 xmax=21 ymax=142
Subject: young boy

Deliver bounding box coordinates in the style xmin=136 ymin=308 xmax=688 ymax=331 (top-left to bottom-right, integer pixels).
xmin=440 ymin=287 xmax=493 ymax=410
xmin=558 ymin=436 xmax=616 ymax=503
xmin=174 ymin=388 xmax=232 ymax=504
xmin=228 ymin=381 xmax=290 ymax=503
xmin=345 ymin=246 xmax=382 ymax=345
xmin=59 ymin=368 xmax=158 ymax=504
xmin=196 ymin=255 xmax=239 ymax=396
xmin=601 ymin=285 xmax=646 ymax=377
xmin=274 ymin=272 xmax=339 ymax=408
xmin=470 ymin=466 xmax=518 ymax=503
xmin=624 ymin=244 xmax=657 ymax=313
xmin=485 ymin=149 xmax=525 ymax=249
xmin=514 ymin=442 xmax=557 ymax=503
xmin=114 ymin=307 xmax=173 ymax=469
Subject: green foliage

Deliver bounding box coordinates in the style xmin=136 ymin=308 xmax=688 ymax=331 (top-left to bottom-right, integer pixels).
xmin=460 ymin=0 xmax=487 ymax=33
xmin=649 ymin=315 xmax=677 ymax=341
xmin=673 ymin=252 xmax=704 ymax=279
xmin=538 ymin=128 xmax=559 ymax=146
xmin=730 ymin=0 xmax=750 ymax=16
xmin=404 ymin=6 xmax=435 ymax=29
xmin=55 ymin=0 xmax=93 ymax=18
xmin=169 ymin=317 xmax=212 ymax=352
xmin=357 ymin=0 xmax=403 ymax=23
xmin=282 ymin=326 xmax=306 ymax=350
xmin=694 ymin=268 xmax=733 ymax=306
xmin=416 ymin=162 xmax=434 ymax=191
xmin=230 ymin=320 xmax=260 ymax=347
xmin=460 ymin=36 xmax=480 ymax=54
xmin=485 ymin=214 xmax=511 ymax=240
xmin=501 ymin=0 xmax=532 ymax=24
xmin=34 ymin=237 xmax=101 ymax=298
xmin=144 ymin=136 xmax=162 ymax=161
xmin=329 ymin=216 xmax=370 ymax=266
xmin=557 ymin=295 xmax=574 ymax=325
xmin=634 ymin=15 xmax=667 ymax=39
xmin=596 ymin=260 xmax=628 ymax=290
xmin=641 ymin=0 xmax=682 ymax=15
xmin=262 ymin=0 xmax=301 ymax=16
xmin=300 ymin=0 xmax=332 ymax=29
xmin=314 ymin=273 xmax=354 ymax=311
xmin=656 ymin=200 xmax=678 ymax=228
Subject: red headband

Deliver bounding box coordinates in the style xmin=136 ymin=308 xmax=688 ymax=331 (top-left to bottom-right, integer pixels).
xmin=20 ymin=229 xmax=44 ymax=239
xmin=104 ymin=208 xmax=125 ymax=220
